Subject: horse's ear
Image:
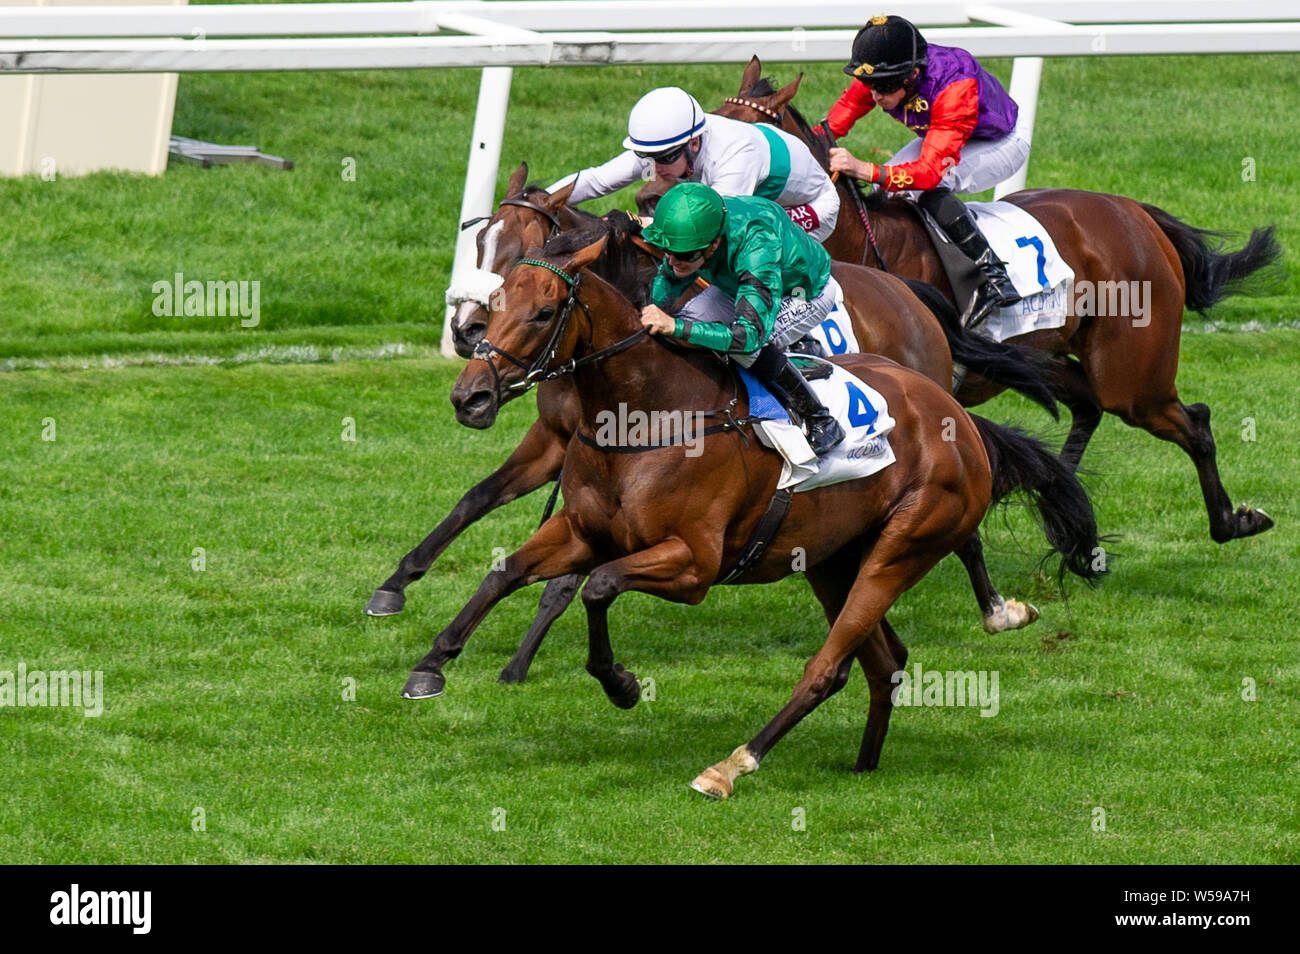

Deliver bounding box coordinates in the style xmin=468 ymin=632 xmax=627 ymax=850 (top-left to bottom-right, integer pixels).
xmin=773 ymin=73 xmax=803 ymax=109
xmin=505 ymin=162 xmax=529 ymax=198
xmin=543 ymin=179 xmax=576 ymax=209
xmin=565 ymin=234 xmax=609 ymax=274
xmin=740 ymin=55 xmax=762 ymax=94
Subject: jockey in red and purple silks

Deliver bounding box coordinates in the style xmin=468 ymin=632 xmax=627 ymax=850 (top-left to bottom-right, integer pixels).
xmin=820 ymin=14 xmax=1030 ymax=327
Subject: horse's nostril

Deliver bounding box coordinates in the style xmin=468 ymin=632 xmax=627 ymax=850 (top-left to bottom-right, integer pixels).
xmin=462 ymin=389 xmax=493 ymax=414
xmin=453 ymin=322 xmax=488 ymax=359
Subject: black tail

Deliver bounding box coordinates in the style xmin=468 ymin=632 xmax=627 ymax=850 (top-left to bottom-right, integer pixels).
xmin=971 ymin=414 xmax=1104 ymax=585
xmin=1139 ymin=204 xmax=1282 ymax=313
xmin=902 ymin=277 xmax=1060 ymax=419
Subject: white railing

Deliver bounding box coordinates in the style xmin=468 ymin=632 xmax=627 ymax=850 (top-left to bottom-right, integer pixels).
xmin=3 ymin=1 xmax=1296 ymax=354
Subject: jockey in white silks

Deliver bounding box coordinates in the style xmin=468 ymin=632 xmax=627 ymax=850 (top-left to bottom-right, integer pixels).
xmin=549 ymin=86 xmax=841 ymax=243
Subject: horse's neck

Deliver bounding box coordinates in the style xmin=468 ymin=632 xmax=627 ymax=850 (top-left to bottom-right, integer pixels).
xmin=573 ymin=275 xmax=732 ymax=426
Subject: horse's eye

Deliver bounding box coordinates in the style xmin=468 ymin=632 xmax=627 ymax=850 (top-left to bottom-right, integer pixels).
xmin=531 ymin=306 xmax=555 ymax=325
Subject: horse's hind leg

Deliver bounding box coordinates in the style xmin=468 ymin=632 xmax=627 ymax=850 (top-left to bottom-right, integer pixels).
xmin=691 ymin=539 xmax=952 ymax=799
xmin=498 ymin=573 xmax=583 ymax=684
xmin=1054 ymin=357 xmax=1103 ymax=473
xmin=366 ymin=416 xmax=566 ymax=616
xmin=955 ymin=532 xmax=1038 ymax=634
xmin=1129 ymin=399 xmax=1273 ymax=542
xmin=854 ymin=621 xmax=906 ymax=773
xmin=1085 ymin=329 xmax=1273 ymax=542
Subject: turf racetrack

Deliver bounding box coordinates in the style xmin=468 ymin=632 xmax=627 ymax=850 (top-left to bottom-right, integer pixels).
xmin=1 ymin=46 xmax=1297 ymax=863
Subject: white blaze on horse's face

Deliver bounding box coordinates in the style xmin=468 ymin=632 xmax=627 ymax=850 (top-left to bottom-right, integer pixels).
xmin=479 ymin=220 xmax=504 ymax=272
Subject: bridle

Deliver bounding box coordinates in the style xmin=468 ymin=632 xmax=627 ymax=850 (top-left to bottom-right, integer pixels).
xmin=460 ymin=195 xmax=564 ymax=237
xmin=723 ymin=96 xmax=784 ymax=124
xmin=470 ymin=259 xmax=647 ymax=394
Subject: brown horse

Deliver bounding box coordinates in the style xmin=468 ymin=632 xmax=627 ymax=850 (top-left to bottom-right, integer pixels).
xmin=714 ymin=59 xmax=1281 ymax=544
xmin=370 ymin=169 xmax=1060 ymax=654
xmin=402 ymin=224 xmax=1104 ymax=796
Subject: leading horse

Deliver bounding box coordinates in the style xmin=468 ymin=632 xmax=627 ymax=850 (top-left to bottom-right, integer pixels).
xmin=369 ymin=169 xmax=1059 ymax=660
xmin=402 ymin=224 xmax=1104 ymax=797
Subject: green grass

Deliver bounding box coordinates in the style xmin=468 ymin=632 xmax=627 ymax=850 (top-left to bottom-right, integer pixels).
xmin=1 ymin=39 xmax=1298 ymax=863
xmin=1 ymin=335 xmax=1297 ymax=864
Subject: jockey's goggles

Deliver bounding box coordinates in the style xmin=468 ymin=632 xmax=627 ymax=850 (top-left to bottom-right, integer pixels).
xmin=859 ymin=73 xmax=907 ymax=94
xmin=665 ymin=245 xmax=710 ymax=263
xmin=635 ymin=143 xmax=689 ymax=164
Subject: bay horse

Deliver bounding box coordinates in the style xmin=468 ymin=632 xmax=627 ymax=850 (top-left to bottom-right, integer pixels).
xmin=402 ymin=225 xmax=1104 ymax=797
xmin=713 ymin=59 xmax=1281 ymax=544
xmin=369 ymin=172 xmax=1061 ymax=682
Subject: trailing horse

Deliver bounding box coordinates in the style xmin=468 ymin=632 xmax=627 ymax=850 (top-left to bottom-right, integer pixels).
xmin=401 ymin=227 xmax=1104 ymax=796
xmin=716 ymin=59 xmax=1281 ymax=544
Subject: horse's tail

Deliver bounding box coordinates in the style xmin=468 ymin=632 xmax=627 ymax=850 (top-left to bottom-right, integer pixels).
xmin=1139 ymin=203 xmax=1281 ymax=313
xmin=970 ymin=414 xmax=1105 ymax=585
xmin=902 ymin=277 xmax=1059 ymax=420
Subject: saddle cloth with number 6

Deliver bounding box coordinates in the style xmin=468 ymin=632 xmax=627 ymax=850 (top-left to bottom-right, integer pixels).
xmin=737 ymin=358 xmax=896 ymax=492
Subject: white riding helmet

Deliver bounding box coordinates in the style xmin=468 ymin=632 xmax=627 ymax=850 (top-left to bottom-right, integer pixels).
xmin=622 ymin=87 xmax=706 ymax=155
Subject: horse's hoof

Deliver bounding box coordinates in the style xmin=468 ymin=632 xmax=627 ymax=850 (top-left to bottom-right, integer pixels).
xmin=981 ymin=599 xmax=1039 ymax=634
xmin=365 ymin=589 xmax=405 ymax=616
xmin=606 ymin=667 xmax=640 ymax=709
xmin=402 ymin=671 xmax=444 ymax=699
xmin=689 ymin=768 xmax=733 ymax=800
xmin=498 ymin=666 xmax=527 ymax=685
xmin=1240 ymin=504 xmax=1274 ymax=537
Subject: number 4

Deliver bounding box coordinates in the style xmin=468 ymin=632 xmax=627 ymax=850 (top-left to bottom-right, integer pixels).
xmin=846 ymin=382 xmax=877 ymax=429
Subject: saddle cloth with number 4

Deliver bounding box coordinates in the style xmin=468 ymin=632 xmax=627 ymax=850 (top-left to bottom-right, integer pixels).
xmin=737 ymin=358 xmax=896 ymax=492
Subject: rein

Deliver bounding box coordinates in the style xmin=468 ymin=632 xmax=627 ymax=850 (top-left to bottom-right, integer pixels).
xmin=816 ymin=126 xmax=889 ymax=271
xmin=475 ymin=258 xmax=756 ymax=453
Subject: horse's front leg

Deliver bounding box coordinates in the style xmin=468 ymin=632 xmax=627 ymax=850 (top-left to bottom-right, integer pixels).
xmin=579 ymin=539 xmax=703 ymax=709
xmin=367 ymin=415 xmax=567 ymax=616
xmin=402 ymin=513 xmax=594 ymax=699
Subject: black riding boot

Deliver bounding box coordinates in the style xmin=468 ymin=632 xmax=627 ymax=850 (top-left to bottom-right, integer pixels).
xmin=918 ymin=188 xmax=1020 ymax=328
xmin=751 ymin=345 xmax=845 ymax=457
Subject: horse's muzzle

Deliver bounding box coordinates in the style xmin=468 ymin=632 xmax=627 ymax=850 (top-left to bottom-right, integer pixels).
xmin=451 ymin=302 xmax=489 ymax=359
xmin=450 ymin=369 xmax=500 ymax=429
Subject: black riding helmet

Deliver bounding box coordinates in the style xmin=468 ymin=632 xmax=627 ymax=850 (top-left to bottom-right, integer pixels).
xmin=843 ymin=15 xmax=928 ymax=85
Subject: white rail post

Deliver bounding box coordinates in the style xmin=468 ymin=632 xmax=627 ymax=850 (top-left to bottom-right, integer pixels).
xmin=994 ymin=55 xmax=1042 ymax=198
xmin=441 ymin=65 xmax=513 ymax=358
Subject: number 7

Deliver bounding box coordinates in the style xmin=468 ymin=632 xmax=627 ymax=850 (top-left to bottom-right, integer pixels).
xmin=1015 ymin=235 xmax=1048 ymax=288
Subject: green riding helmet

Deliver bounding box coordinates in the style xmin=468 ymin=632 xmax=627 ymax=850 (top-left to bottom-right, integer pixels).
xmin=642 ymin=182 xmax=727 ymax=253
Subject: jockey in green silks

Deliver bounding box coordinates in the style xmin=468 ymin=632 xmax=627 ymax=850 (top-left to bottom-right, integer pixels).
xmin=638 ymin=182 xmax=846 ymax=457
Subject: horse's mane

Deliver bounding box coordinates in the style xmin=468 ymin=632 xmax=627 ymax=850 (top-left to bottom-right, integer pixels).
xmin=541 ymin=211 xmax=654 ymax=308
